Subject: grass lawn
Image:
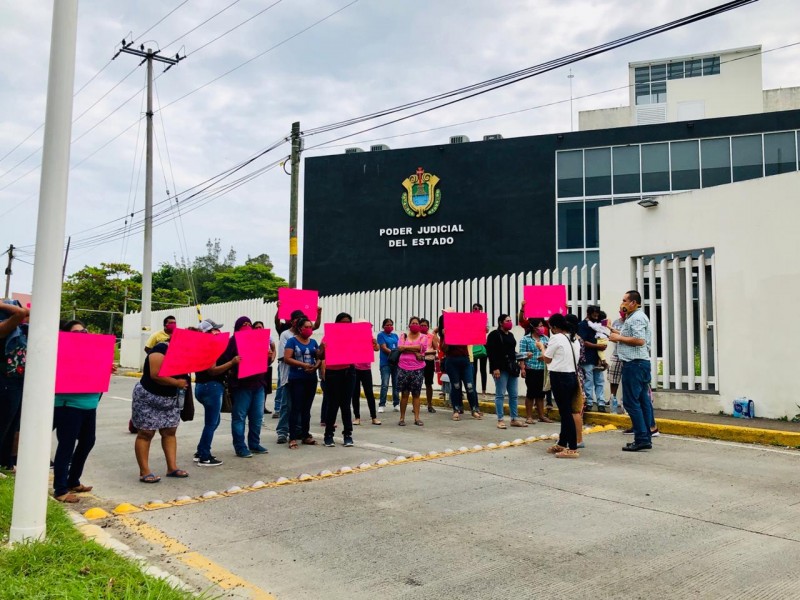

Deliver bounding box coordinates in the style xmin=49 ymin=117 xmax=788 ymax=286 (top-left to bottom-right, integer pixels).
xmin=0 ymin=476 xmax=199 ymax=600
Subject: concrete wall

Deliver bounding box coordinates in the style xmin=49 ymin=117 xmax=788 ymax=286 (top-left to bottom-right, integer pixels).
xmin=764 ymin=87 xmax=800 ymax=113
xmin=579 ymin=106 xmax=631 ymax=131
xmin=599 ymin=171 xmax=800 ymax=418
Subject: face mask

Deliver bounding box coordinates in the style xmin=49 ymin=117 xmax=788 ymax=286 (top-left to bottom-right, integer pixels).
xmin=600 ymin=319 xmax=608 ymax=327
xmin=165 ymin=323 xmax=177 ymax=333
xmin=619 ymin=304 xmax=628 ymax=314
xmin=383 ymin=326 xmax=394 ymax=334
xmin=420 ymin=325 xmax=429 ymax=334
xmin=536 ymin=327 xmax=546 ymax=335
xmin=472 ymin=308 xmax=481 ymax=313
xmin=300 ymin=327 xmax=313 ymax=338
xmin=502 ymin=321 xmax=513 ymax=331
xmin=409 ymin=324 xmax=421 ymax=333
xmin=619 ymin=310 xmax=626 ymax=319
xmin=240 ymin=323 xmax=252 ymax=330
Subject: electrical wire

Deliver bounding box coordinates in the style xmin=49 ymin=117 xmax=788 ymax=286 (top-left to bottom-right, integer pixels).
xmin=161 ymin=0 xmax=243 ymax=51
xmin=132 ymin=0 xmax=191 ymax=45
xmin=187 ymin=0 xmax=284 ymax=57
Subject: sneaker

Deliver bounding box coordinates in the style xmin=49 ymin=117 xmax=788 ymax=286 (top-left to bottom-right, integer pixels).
xmin=623 ymin=428 xmax=634 ymax=435
xmin=236 ymin=450 xmax=253 ymax=458
xmin=198 ymin=456 xmax=223 ymax=467
xmin=597 ymin=405 xmax=607 ymax=413
xmin=651 ymin=428 xmax=660 ymax=437
xmin=584 ymin=404 xmax=593 ymax=412
xmin=277 ymin=436 xmax=288 ymax=444
xmin=343 ymin=437 xmax=354 ymax=447
xmin=323 ymin=437 xmax=335 ymax=447
xmin=378 ymin=406 xmax=385 ymax=413
xmin=193 ymin=452 xmax=200 ymax=462
xmin=392 ymin=406 xmax=400 ymax=412
xmin=250 ymin=446 xmax=269 ymax=454
xmin=576 ymin=442 xmax=585 ymax=449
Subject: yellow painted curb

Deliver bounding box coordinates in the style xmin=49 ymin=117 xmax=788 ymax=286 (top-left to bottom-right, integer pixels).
xmin=83 ymin=507 xmax=110 ymax=520
xmin=120 ymin=371 xmax=143 ymax=378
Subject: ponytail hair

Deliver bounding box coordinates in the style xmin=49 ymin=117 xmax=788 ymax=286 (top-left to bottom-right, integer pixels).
xmin=565 ymin=313 xmax=580 ymax=342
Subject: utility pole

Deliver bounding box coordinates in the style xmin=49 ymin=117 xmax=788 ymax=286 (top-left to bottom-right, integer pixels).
xmin=115 ymin=42 xmax=182 ymax=353
xmin=10 ymin=0 xmax=78 ymax=544
xmin=288 ymin=122 xmax=301 ymax=288
xmin=3 ymin=244 xmax=13 ymax=298
xmin=61 ymin=236 xmax=70 ymax=281
xmin=568 ymin=69 xmax=575 ymax=132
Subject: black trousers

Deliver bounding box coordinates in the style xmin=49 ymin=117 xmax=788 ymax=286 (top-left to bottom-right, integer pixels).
xmin=550 ymin=371 xmax=578 ymax=450
xmin=352 ymin=369 xmax=377 ymax=419
xmin=325 ymin=368 xmax=354 ymax=438
xmin=472 ymin=356 xmax=488 ymax=392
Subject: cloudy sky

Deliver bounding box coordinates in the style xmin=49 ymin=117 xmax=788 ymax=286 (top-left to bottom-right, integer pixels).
xmin=1 ymin=0 xmax=798 ymax=296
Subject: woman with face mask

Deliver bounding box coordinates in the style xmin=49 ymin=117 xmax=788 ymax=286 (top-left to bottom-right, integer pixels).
xmin=220 ymin=316 xmax=269 ymax=458
xmin=377 ymin=318 xmax=399 ymax=413
xmin=284 ymin=318 xmax=322 ymax=449
xmin=419 ymin=318 xmax=439 ymax=414
xmin=519 ymin=318 xmax=553 ymax=425
xmin=396 ymin=317 xmax=428 ymax=426
xmin=470 ymin=303 xmax=489 ymax=395
xmin=320 ymin=313 xmax=356 ymax=447
xmin=486 ymin=314 xmax=527 ymax=429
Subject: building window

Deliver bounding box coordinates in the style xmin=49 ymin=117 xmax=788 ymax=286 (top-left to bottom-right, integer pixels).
xmin=557 ymin=202 xmax=584 ymax=249
xmin=668 ymin=62 xmax=684 ymax=80
xmin=671 ymin=140 xmax=700 ymax=190
xmin=557 ymin=250 xmax=585 ymax=271
xmin=700 ymin=138 xmax=731 ymax=187
xmin=764 ymin=131 xmax=797 ymax=176
xmin=557 ymin=150 xmax=583 ymax=198
xmin=584 ymin=148 xmax=611 ymax=196
xmin=612 ymin=146 xmax=641 ymax=194
xmin=685 ymin=59 xmax=703 ymax=78
xmin=731 ymin=134 xmax=763 ymax=182
xmin=585 ymin=199 xmax=612 ymax=248
xmin=703 ymin=56 xmax=721 ymax=76
xmin=641 ymin=143 xmax=670 ymax=192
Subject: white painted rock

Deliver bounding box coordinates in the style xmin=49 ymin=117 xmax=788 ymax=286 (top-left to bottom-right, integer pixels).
xmin=201 ymin=491 xmax=218 ymax=499
xmin=174 ymin=495 xmax=193 ymax=502
xmin=357 ymin=462 xmax=371 ymax=469
xmin=225 ymin=486 xmax=243 ymax=494
xmin=318 ymin=470 xmax=333 ymax=477
xmin=275 ymin=476 xmax=290 ymax=485
xmin=499 ymin=441 xmax=512 ymax=448
xmin=251 ymin=481 xmax=266 ymax=489
xmin=375 ymin=458 xmax=390 ymax=466
xmin=298 ymin=473 xmax=313 ymax=481
xmin=486 ymin=442 xmax=499 ymax=449
xmin=339 ymin=466 xmax=353 ymax=474
xmin=428 ymin=451 xmax=439 ymax=457
xmin=458 ymin=446 xmax=470 ymax=452
xmin=472 ymin=445 xmax=483 ymax=451
xmin=443 ymin=448 xmax=455 ymax=454
xmin=394 ymin=456 xmax=407 ymax=462
xmin=538 ymin=434 xmax=549 ymax=440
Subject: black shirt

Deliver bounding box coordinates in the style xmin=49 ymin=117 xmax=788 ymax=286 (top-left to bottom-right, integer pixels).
xmin=486 ymin=329 xmax=518 ymax=373
xmin=141 ymin=343 xmax=177 ymax=397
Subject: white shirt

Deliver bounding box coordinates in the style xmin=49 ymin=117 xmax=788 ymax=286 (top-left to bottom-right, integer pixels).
xmin=544 ymin=333 xmax=582 ymax=373
xmin=278 ymin=328 xmax=295 ymax=387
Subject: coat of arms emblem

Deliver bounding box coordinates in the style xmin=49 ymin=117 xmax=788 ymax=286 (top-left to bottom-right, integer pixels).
xmin=401 ymin=167 xmax=441 ymax=218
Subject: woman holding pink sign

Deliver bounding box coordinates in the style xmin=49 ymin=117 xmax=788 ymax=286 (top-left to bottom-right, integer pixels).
xmin=320 ymin=312 xmax=355 ymax=448
xmin=396 ymin=317 xmax=427 ymax=426
xmin=487 ymin=314 xmax=527 ymax=429
xmin=284 ymin=318 xmax=322 ymax=449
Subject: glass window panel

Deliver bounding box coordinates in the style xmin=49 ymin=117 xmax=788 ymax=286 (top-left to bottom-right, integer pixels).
xmin=635 ymin=67 xmax=650 ymax=84
xmin=764 ymin=131 xmax=797 ymax=176
xmin=642 ymin=143 xmax=670 ymax=192
xmin=650 ymin=64 xmax=667 ymax=81
xmin=612 ymin=145 xmax=641 ymax=194
xmin=651 ymin=81 xmax=667 ymax=103
xmin=557 ymin=150 xmax=583 ymax=198
xmin=703 ymin=56 xmax=720 ymax=75
xmin=635 ymin=83 xmax=651 ymax=105
xmin=701 ymin=138 xmax=731 ymax=187
xmin=585 ymin=199 xmax=612 ymax=249
xmin=671 ymin=140 xmax=700 ymax=190
xmin=584 ymin=148 xmax=611 ymax=196
xmin=557 ymin=202 xmax=584 ymax=250
xmin=686 ymin=59 xmax=702 ymax=78
xmin=585 ymin=251 xmax=599 ymax=270
xmin=557 ymin=250 xmax=585 ymax=271
xmin=668 ymin=62 xmax=684 ymax=80
xmin=732 ymin=135 xmax=763 ymax=182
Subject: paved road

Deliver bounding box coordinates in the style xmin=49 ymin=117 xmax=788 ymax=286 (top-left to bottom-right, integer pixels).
xmin=76 ymin=377 xmax=800 ymax=599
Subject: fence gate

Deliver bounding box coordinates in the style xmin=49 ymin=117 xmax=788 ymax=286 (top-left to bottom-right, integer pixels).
xmin=635 ymin=249 xmax=718 ymax=392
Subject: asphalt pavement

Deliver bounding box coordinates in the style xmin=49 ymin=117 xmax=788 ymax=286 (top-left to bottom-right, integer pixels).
xmin=69 ymin=376 xmax=800 ymax=599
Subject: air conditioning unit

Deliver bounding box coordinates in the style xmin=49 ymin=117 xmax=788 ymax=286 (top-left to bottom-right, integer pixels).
xmin=449 ymin=135 xmax=469 ymax=144
xmin=483 ymin=134 xmax=503 ymax=141
xmin=344 ymin=147 xmax=364 ymax=154
xmin=370 ymin=144 xmax=390 ymax=151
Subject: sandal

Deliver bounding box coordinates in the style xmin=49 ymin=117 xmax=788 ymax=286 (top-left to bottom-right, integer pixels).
xmin=471 ymin=411 xmax=483 ymax=420
xmin=497 ymin=421 xmax=507 ymax=429
xmin=510 ymin=420 xmax=528 ymax=428
xmin=452 ymin=413 xmax=461 ymax=421
xmin=539 ymin=416 xmax=554 ymax=423
xmin=302 ymin=437 xmax=317 ymax=445
xmin=398 ymin=420 xmax=406 ymax=426
xmin=166 ymin=469 xmax=189 ymax=478
xmin=414 ymin=420 xmax=424 ymax=426
xmin=546 ymin=444 xmax=566 ymax=454
xmin=69 ymin=484 xmax=93 ymax=493
xmin=139 ymin=473 xmax=161 ymax=483
xmin=372 ymin=418 xmax=382 ymax=425
xmin=353 ymin=418 xmax=361 ymax=426
xmin=54 ymin=493 xmax=80 ymax=503
xmin=555 ymin=448 xmax=580 ymax=459
xmin=427 ymin=406 xmax=436 ymax=413
xmin=288 ymin=440 xmax=299 ymax=449
xmin=525 ymin=418 xmax=536 ymax=425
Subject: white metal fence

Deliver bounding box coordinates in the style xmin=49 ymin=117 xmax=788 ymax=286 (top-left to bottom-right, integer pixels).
xmin=121 ymin=265 xmax=600 ymax=370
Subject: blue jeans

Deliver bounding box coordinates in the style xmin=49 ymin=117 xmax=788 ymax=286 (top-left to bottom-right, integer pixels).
xmin=276 ymin=384 xmax=292 ymax=438
xmin=581 ymin=363 xmax=606 ymax=408
xmin=621 ymin=360 xmax=653 ymax=445
xmin=494 ymin=371 xmax=519 ymax=420
xmin=379 ymin=364 xmax=398 ymax=407
xmin=274 ymin=384 xmax=285 ymax=413
xmin=445 ymin=355 xmax=479 ymax=413
xmin=230 ymin=387 xmax=266 ymax=454
xmin=53 ymin=406 xmax=96 ymax=497
xmin=195 ymin=381 xmax=223 ymax=460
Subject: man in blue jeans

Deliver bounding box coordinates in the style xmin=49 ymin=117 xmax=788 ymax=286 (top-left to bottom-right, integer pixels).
xmin=577 ymin=305 xmax=607 ymax=412
xmin=610 ymin=290 xmax=654 ymax=452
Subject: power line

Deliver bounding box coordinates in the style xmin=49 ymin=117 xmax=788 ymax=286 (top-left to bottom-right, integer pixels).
xmin=132 ymin=0 xmax=191 ymax=45
xmin=161 ymin=0 xmax=243 ymax=51
xmin=186 ymin=0 xmax=284 ymax=57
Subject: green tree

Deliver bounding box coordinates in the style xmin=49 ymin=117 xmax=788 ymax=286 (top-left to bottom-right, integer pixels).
xmin=203 ymin=262 xmax=287 ymax=304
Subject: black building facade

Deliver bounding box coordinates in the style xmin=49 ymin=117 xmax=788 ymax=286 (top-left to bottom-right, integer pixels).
xmin=304 ymin=109 xmax=800 ymax=295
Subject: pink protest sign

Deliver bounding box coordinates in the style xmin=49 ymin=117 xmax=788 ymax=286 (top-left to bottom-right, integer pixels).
xmin=443 ymin=312 xmax=487 ymax=345
xmin=158 ymin=328 xmax=229 ymax=377
xmin=278 ymin=288 xmax=318 ymax=322
xmin=523 ymin=285 xmax=568 ymax=318
xmin=235 ymin=328 xmax=272 ymax=379
xmin=55 ymin=332 xmax=116 ymax=394
xmin=324 ymin=322 xmax=374 ymax=365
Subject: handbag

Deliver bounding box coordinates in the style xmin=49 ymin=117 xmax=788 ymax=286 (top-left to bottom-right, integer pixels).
xmin=542 ymin=365 xmax=551 ymax=393
xmin=472 ymin=344 xmax=487 ymax=359
xmin=221 ymin=378 xmax=233 ymax=414
xmin=180 ymin=382 xmax=195 ymax=422
xmin=566 ymin=334 xmax=586 ymax=413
